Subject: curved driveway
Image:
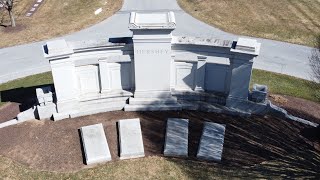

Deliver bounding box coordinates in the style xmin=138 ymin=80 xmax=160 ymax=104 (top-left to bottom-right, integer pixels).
xmin=0 ymin=0 xmax=314 ymax=83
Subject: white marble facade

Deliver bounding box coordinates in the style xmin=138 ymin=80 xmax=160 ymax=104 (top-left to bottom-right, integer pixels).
xmin=43 ymin=12 xmax=262 ymax=120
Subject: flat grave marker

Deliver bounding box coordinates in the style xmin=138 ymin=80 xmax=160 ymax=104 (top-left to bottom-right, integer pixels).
xmin=164 ymin=118 xmax=189 ymax=157
xmin=197 ymin=122 xmax=226 ymax=162
xmin=80 ymin=123 xmax=111 ymax=165
xmin=118 ymin=118 xmax=145 ymax=159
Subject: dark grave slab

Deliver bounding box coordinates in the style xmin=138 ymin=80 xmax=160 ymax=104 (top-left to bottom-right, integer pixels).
xmin=164 ymin=118 xmax=189 ymax=157
xmin=197 ymin=122 xmax=226 ymax=161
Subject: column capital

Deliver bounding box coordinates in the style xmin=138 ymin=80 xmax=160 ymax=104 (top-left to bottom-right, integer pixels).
xmin=231 ymin=38 xmax=261 ymax=56
xmin=43 ymin=39 xmax=74 ymax=60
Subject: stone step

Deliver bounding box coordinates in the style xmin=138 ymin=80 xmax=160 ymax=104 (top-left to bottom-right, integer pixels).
xmin=178 ymin=100 xmax=199 ymax=110
xmin=80 ymin=123 xmax=111 ymax=165
xmin=197 ymin=122 xmax=226 ymax=162
xmin=124 ymin=104 xmax=182 ymax=111
xmin=172 ymin=90 xmax=227 ymax=105
xmin=118 ymin=118 xmax=145 ymax=159
xmin=128 ymin=97 xmax=177 ymax=105
xmin=164 ymin=118 xmax=189 ymax=157
xmin=70 ymin=101 xmax=126 ymax=118
xmin=81 ymin=97 xmax=129 ymax=105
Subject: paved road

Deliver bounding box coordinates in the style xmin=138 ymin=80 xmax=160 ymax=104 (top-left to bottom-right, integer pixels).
xmin=0 ymin=0 xmax=314 ymax=83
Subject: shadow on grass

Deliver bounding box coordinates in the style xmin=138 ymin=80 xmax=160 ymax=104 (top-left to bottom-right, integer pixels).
xmin=0 ymin=84 xmax=54 ymax=111
xmin=136 ymin=111 xmax=320 ymax=178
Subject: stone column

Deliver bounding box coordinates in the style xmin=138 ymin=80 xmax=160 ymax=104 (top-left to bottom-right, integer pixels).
xmin=195 ymin=56 xmax=207 ymax=91
xmin=44 ymin=39 xmax=79 ymax=113
xmin=98 ymin=59 xmax=110 ymax=93
xmin=226 ymin=38 xmax=261 ymax=107
xmin=129 ymin=12 xmax=176 ymax=98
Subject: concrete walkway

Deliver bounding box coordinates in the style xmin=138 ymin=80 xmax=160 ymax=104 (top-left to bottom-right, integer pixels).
xmin=0 ymin=0 xmax=314 ymax=84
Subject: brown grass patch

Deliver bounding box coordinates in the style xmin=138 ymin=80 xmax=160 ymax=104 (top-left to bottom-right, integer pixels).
xmin=0 ymin=0 xmax=122 ymax=48
xmin=178 ymin=0 xmax=320 ymax=46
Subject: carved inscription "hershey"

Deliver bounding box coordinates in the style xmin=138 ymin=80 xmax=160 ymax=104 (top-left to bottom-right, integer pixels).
xmin=135 ymin=49 xmax=170 ymax=55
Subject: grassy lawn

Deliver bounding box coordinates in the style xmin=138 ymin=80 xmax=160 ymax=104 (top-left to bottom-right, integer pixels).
xmin=0 ymin=72 xmax=52 ymax=106
xmin=251 ymin=69 xmax=318 ymax=102
xmin=178 ymin=0 xmax=320 ymax=46
xmin=0 ymin=155 xmax=315 ymax=179
xmin=0 ymin=0 xmax=122 ymax=48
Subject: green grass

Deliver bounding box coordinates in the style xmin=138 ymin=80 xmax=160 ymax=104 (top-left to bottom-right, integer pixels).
xmin=0 ymin=72 xmax=53 ymax=106
xmin=251 ymin=69 xmax=318 ymax=102
xmin=0 ymin=70 xmax=319 ymax=108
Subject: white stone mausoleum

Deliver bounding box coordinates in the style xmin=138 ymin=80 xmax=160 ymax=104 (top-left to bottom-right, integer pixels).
xmin=41 ymin=12 xmax=268 ymax=121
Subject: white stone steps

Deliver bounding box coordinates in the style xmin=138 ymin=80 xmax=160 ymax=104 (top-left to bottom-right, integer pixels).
xmin=70 ymin=101 xmax=126 ymax=118
xmin=128 ymin=97 xmax=177 ymax=105
xmin=118 ymin=118 xmax=145 ymax=159
xmin=80 ymin=123 xmax=111 ymax=165
xmin=124 ymin=104 xmax=182 ymax=111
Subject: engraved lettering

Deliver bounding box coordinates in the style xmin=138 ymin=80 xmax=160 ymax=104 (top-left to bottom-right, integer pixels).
xmin=135 ymin=49 xmax=170 ymax=55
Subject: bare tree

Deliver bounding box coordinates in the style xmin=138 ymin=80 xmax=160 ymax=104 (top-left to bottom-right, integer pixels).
xmin=0 ymin=0 xmax=15 ymax=27
xmin=310 ymin=35 xmax=320 ymax=83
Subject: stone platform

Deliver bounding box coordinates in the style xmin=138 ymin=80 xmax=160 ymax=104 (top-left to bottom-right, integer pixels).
xmin=118 ymin=118 xmax=145 ymax=159
xmin=125 ymin=96 xmax=182 ymax=111
xmin=164 ymin=118 xmax=189 ymax=157
xmin=197 ymin=122 xmax=226 ymax=161
xmin=80 ymin=123 xmax=111 ymax=165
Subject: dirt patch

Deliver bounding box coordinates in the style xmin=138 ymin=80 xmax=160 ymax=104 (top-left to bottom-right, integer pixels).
xmin=1 ymin=24 xmax=26 ymax=33
xmin=0 ymin=110 xmax=319 ymax=173
xmin=270 ymin=94 xmax=320 ymax=124
xmin=0 ymin=102 xmax=20 ymax=123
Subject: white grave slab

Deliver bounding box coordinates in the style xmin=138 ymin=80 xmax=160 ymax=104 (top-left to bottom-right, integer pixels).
xmin=197 ymin=122 xmax=226 ymax=162
xmin=118 ymin=118 xmax=145 ymax=159
xmin=164 ymin=118 xmax=189 ymax=157
xmin=80 ymin=123 xmax=111 ymax=165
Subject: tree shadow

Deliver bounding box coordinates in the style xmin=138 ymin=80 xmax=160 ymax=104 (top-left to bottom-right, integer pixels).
xmin=136 ymin=111 xmax=320 ymax=178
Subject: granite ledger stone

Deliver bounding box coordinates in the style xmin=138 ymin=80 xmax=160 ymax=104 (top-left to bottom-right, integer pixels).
xmin=118 ymin=118 xmax=145 ymax=159
xmin=197 ymin=122 xmax=226 ymax=161
xmin=164 ymin=118 xmax=189 ymax=157
xmin=80 ymin=123 xmax=111 ymax=165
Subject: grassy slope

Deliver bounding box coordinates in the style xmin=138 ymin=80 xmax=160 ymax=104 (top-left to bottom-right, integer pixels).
xmin=178 ymin=0 xmax=320 ymax=46
xmin=251 ymin=70 xmax=317 ymax=102
xmin=0 ymin=0 xmax=122 ymax=48
xmin=0 ymin=155 xmax=305 ymax=179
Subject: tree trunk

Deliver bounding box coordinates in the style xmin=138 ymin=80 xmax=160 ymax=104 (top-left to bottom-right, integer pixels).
xmin=8 ymin=10 xmax=15 ymax=27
